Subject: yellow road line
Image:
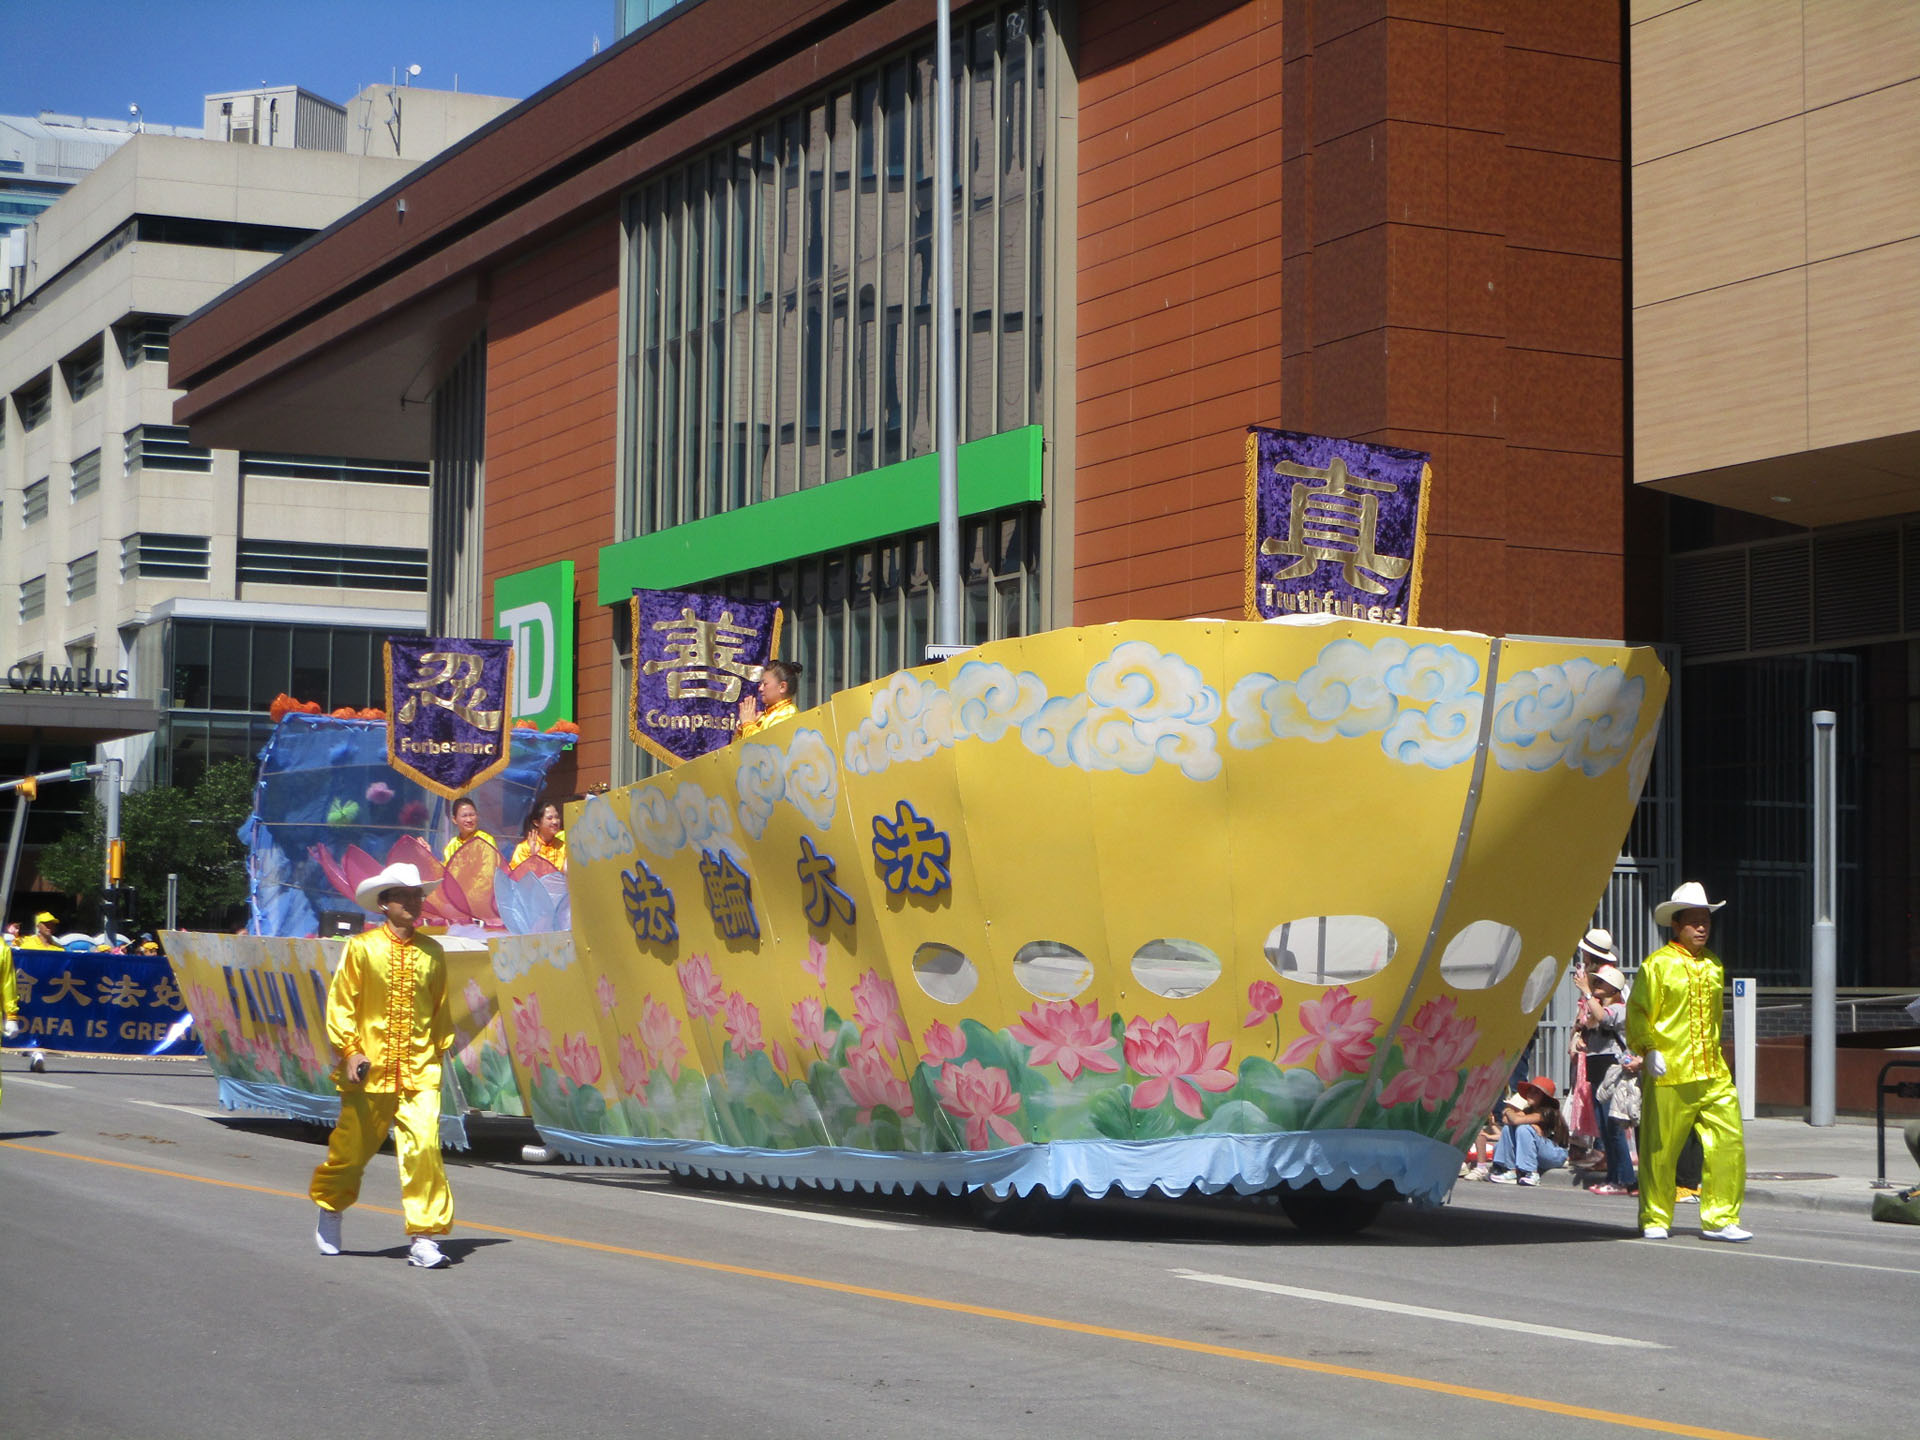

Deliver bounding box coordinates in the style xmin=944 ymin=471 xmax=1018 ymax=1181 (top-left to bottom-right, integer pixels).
xmin=1 ymin=1140 xmax=1771 ymax=1440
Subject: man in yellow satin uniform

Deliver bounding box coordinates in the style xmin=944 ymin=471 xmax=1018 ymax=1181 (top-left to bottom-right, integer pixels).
xmin=1627 ymin=881 xmax=1750 ymax=1243
xmin=1 ymin=936 xmax=19 ymax=1102
xmin=310 ymin=862 xmax=456 ymax=1268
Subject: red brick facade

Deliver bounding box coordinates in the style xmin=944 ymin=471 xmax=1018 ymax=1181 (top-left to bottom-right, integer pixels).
xmin=484 ymin=217 xmax=622 ymax=793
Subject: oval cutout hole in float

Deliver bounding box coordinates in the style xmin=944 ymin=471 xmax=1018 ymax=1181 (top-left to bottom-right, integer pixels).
xmin=1130 ymin=938 xmax=1222 ymax=999
xmin=1263 ymin=915 xmax=1397 ymax=986
xmin=1519 ymin=954 xmax=1564 ymax=1013
xmin=1011 ymin=940 xmax=1093 ymax=1001
xmin=1439 ymin=919 xmax=1523 ymax=991
xmin=912 ymin=942 xmax=978 ymax=1004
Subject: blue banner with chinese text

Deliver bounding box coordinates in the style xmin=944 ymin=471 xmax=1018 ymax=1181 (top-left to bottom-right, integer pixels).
xmin=3 ymin=949 xmax=201 ymax=1056
xmin=629 ymin=588 xmax=783 ymax=767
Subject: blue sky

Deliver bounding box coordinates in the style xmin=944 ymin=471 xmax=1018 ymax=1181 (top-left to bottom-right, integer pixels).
xmin=3 ymin=0 xmax=617 ymax=129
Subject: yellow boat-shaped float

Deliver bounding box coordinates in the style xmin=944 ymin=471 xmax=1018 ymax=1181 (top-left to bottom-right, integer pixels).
xmin=517 ymin=615 xmax=1663 ymax=1223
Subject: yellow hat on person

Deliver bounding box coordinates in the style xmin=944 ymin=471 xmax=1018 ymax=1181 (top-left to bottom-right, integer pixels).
xmin=33 ymin=910 xmax=57 ymax=925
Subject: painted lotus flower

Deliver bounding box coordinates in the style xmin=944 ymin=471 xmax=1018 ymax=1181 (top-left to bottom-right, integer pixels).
xmin=510 ymin=993 xmax=553 ymax=1069
xmin=617 ymin=1034 xmax=650 ymax=1097
xmin=723 ymin=990 xmax=765 ymax=1057
xmin=639 ymin=996 xmax=686 ymax=1081
xmin=676 ymin=953 xmax=725 ymax=1019
xmin=920 ymin=1020 xmax=966 ymax=1066
xmin=1244 ymin=979 xmax=1283 ymax=1028
xmin=557 ymin=1031 xmax=603 ymax=1088
xmin=463 ymin=978 xmax=491 ymax=1019
xmin=596 ymin=973 xmax=619 ymax=1016
xmin=1011 ymin=999 xmax=1119 ymax=1080
xmin=771 ymin=1040 xmax=790 ymax=1077
xmin=802 ymin=935 xmax=829 ymax=987
xmin=842 ymin=1041 xmax=914 ymax=1123
xmin=1123 ymin=1015 xmax=1236 ymax=1118
xmin=851 ymin=969 xmax=909 ymax=1057
xmin=790 ymin=995 xmax=831 ymax=1054
xmin=1278 ymin=984 xmax=1379 ymax=1083
xmin=1378 ymin=994 xmax=1480 ymax=1110
xmin=933 ymin=1060 xmax=1024 ymax=1148
xmin=1448 ymin=1062 xmax=1507 ymax=1144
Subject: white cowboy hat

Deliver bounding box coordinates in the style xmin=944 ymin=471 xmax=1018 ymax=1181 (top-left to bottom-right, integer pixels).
xmin=354 ymin=861 xmax=427 ymax=912
xmin=1653 ymin=880 xmax=1726 ymax=928
xmin=1575 ymin=928 xmax=1616 ymax=963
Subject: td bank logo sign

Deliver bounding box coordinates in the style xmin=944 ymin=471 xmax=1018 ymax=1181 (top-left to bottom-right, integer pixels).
xmin=493 ymin=560 xmax=575 ymax=729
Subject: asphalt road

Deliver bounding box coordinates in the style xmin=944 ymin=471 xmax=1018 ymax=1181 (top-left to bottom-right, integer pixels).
xmin=1 ymin=1056 xmax=1911 ymax=1440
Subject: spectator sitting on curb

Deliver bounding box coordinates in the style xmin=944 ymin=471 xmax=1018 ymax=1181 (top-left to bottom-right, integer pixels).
xmin=1484 ymin=1075 xmax=1570 ymax=1186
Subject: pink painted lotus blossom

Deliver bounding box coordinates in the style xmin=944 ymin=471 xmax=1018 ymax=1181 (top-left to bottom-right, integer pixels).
xmin=463 ymin=978 xmax=491 ymax=1019
xmin=771 ymin=1040 xmax=790 ymax=1077
xmin=557 ymin=1031 xmax=603 ymax=1088
xmin=284 ymin=1027 xmax=316 ymax=1067
xmin=1378 ymin=995 xmax=1481 ymax=1110
xmin=722 ymin=990 xmax=765 ymax=1057
xmin=617 ymin=1034 xmax=650 ymax=1097
xmin=596 ymin=973 xmax=619 ymax=1016
xmin=1278 ymin=984 xmax=1379 ymax=1084
xmin=851 ymin=969 xmax=909 ymax=1057
xmin=933 ymin=1060 xmax=1024 ymax=1148
xmin=1448 ymin=1062 xmax=1508 ymax=1145
xmin=842 ymin=1041 xmax=914 ymax=1123
xmin=639 ymin=996 xmax=686 ymax=1081
xmin=790 ymin=995 xmax=831 ymax=1054
xmin=509 ymin=993 xmax=553 ymax=1069
xmin=920 ymin=1020 xmax=966 ymax=1066
xmin=1123 ymin=1015 xmax=1236 ymax=1118
xmin=676 ymin=953 xmax=725 ymax=1019
xmin=802 ymin=936 xmax=829 ymax=987
xmin=1244 ymin=979 xmax=1283 ymax=1028
xmin=1011 ymin=999 xmax=1119 ymax=1081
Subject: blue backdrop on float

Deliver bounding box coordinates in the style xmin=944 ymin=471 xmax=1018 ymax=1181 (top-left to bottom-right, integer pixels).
xmin=4 ymin=949 xmax=200 ymax=1056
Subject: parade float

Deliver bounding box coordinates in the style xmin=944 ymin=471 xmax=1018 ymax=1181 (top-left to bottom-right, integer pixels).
xmin=159 ymin=431 xmax=1669 ymax=1231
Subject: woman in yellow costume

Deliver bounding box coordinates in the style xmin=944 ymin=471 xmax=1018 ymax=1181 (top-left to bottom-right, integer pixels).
xmin=310 ymin=862 xmax=457 ymax=1268
xmin=440 ymin=796 xmax=498 ymax=865
xmin=510 ymin=801 xmax=567 ymax=872
xmin=737 ymin=659 xmax=801 ymax=738
xmin=1 ymin=937 xmax=19 ymax=1103
xmin=1626 ymin=881 xmax=1750 ymax=1243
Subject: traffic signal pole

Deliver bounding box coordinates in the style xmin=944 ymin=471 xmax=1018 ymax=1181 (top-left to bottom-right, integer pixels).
xmin=0 ymin=757 xmax=110 ymax=936
xmin=0 ymin=740 xmax=39 ymax=926
xmin=101 ymin=756 xmax=123 ymax=943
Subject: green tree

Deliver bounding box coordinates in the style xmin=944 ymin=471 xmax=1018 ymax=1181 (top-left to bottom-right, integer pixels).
xmin=37 ymin=758 xmax=255 ymax=931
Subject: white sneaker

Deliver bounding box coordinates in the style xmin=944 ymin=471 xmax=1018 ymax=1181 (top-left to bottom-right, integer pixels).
xmin=408 ymin=1235 xmax=449 ymax=1269
xmin=1517 ymin=1172 xmax=1539 ymax=1187
xmin=28 ymin=1051 xmax=46 ymax=1072
xmin=1641 ymin=1225 xmax=1669 ymax=1239
xmin=1487 ymin=1168 xmax=1517 ymax=1185
xmin=1702 ymin=1224 xmax=1752 ymax=1243
xmin=315 ymin=1207 xmax=342 ymax=1256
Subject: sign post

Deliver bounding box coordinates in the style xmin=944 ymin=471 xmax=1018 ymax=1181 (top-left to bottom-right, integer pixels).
xmin=1732 ymin=976 xmax=1757 ymax=1121
xmin=1810 ymin=709 xmax=1837 ymax=1127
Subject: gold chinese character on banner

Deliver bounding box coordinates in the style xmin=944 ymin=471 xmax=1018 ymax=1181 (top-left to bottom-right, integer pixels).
xmin=397 ymin=652 xmax=504 ymax=729
xmin=1260 ymin=456 xmax=1411 ymax=595
xmin=642 ymin=609 xmax=762 ymax=702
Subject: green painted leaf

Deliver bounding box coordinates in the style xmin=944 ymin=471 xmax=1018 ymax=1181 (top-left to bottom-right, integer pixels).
xmin=1196 ymin=1099 xmax=1280 ymax=1136
xmin=1088 ymin=1086 xmax=1137 ymax=1140
xmin=1304 ymin=1077 xmax=1365 ymax=1129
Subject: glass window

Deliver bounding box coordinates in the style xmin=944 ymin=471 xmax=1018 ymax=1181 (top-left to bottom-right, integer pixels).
xmin=70 ymin=449 xmax=101 ymax=500
xmin=291 ymin=628 xmax=330 ymax=701
xmin=66 ymin=552 xmax=98 ymax=602
xmin=210 ymin=624 xmax=250 ymax=710
xmin=331 ymin=629 xmax=372 ymax=710
xmin=22 ymin=478 xmax=48 ymax=525
xmin=18 ymin=574 xmax=45 ymax=622
xmin=249 ymin=626 xmax=291 ymax=708
xmin=171 ymin=621 xmax=211 ymax=709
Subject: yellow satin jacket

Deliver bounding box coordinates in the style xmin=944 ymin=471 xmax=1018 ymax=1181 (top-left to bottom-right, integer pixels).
xmin=324 ymin=927 xmax=453 ymax=1093
xmin=1625 ymin=940 xmax=1730 ymax=1086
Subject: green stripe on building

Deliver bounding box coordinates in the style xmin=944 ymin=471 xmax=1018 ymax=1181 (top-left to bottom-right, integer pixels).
xmin=596 ymin=425 xmax=1043 ymax=605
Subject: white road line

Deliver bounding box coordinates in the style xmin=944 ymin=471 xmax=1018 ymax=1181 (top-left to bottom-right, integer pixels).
xmin=7 ymin=1076 xmax=73 ymax=1089
xmin=642 ymin=1188 xmax=910 ymax=1231
xmin=1171 ymin=1269 xmax=1666 ymax=1349
xmin=1628 ymin=1238 xmax=1920 ymax=1279
xmin=128 ymin=1100 xmax=230 ymax=1120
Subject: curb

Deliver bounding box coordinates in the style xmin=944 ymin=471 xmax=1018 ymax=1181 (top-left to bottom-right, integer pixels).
xmin=1739 ymin=1181 xmax=1877 ymax=1217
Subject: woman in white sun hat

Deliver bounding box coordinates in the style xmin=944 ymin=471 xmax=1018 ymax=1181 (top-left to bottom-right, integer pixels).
xmin=1626 ymin=882 xmax=1749 ymax=1243
xmin=1572 ymin=929 xmax=1637 ymax=1195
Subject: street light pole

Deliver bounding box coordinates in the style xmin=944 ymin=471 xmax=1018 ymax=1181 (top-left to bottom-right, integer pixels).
xmin=1809 ymin=710 xmax=1837 ymax=1126
xmin=929 ymin=0 xmax=963 ymax=661
xmin=101 ymin=756 xmax=123 ymax=944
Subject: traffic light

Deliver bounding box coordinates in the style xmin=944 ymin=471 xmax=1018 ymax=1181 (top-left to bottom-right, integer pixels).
xmin=17 ymin=777 xmax=36 ymax=801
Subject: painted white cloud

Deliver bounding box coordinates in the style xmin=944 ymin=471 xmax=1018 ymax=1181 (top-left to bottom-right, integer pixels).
xmin=842 ymin=672 xmax=953 ymax=776
xmin=1490 ymin=659 xmax=1645 ymax=777
xmin=734 ymin=743 xmax=785 ymax=840
xmin=567 ymin=793 xmax=636 ymax=866
xmin=1019 ymin=639 xmax=1222 ymax=781
xmin=949 ymin=661 xmax=1047 ymax=743
xmin=1227 ymin=635 xmax=1484 ymax=770
xmin=1627 ymin=722 xmax=1659 ymax=802
xmin=782 ymin=728 xmax=840 ymax=831
xmin=675 ymin=781 xmax=745 ymax=865
xmin=630 ymin=784 xmax=686 ymax=860
xmin=491 ymin=931 xmax=575 ymax=982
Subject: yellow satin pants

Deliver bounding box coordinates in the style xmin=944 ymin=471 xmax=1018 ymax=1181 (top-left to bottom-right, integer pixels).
xmin=1639 ymin=1073 xmax=1745 ymax=1232
xmin=309 ymin=1089 xmax=453 ymax=1236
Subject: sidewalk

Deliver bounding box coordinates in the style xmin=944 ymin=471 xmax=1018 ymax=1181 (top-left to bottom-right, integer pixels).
xmin=1707 ymin=1113 xmax=1912 ymax=1217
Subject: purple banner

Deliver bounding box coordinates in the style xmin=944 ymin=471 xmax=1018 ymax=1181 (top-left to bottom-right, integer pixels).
xmin=1245 ymin=427 xmax=1431 ymax=625
xmin=385 ymin=637 xmax=514 ymax=799
xmin=630 ymin=589 xmax=784 ymax=767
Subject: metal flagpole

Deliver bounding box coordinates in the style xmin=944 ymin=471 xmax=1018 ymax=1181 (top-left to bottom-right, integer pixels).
xmin=929 ymin=0 xmax=964 ymax=660
xmin=1809 ymin=709 xmax=1836 ymax=1126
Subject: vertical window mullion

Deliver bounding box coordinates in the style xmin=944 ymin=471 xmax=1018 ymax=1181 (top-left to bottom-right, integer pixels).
xmin=990 ymin=10 xmax=1006 ymax=438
